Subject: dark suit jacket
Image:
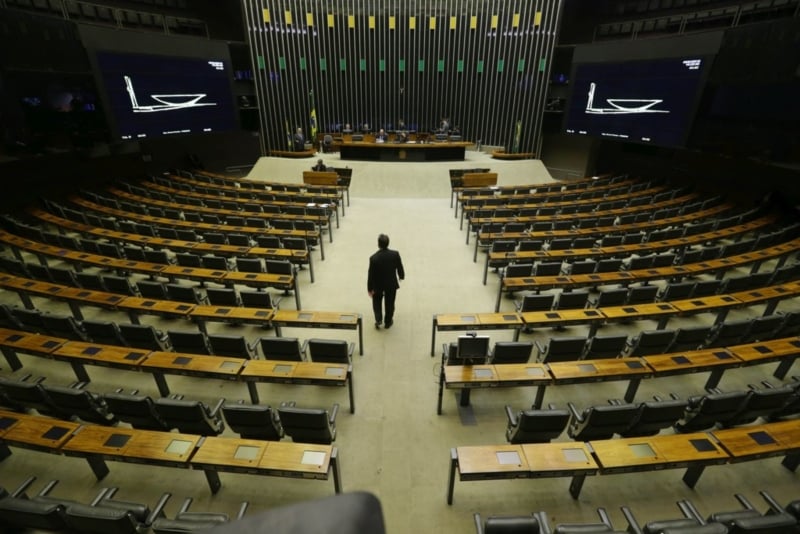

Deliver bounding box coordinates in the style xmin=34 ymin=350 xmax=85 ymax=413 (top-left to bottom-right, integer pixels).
xmin=368 ymin=248 xmax=405 ymax=292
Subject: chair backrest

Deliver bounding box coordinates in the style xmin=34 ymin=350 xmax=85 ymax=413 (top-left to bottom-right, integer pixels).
xmin=221 ymin=403 xmax=284 ymax=440
xmin=265 ymin=259 xmax=293 ymax=275
xmin=742 ymin=315 xmax=784 ymax=343
xmin=0 ymin=377 xmax=57 ymax=416
xmin=63 ymin=502 xmax=145 ymax=534
xmin=102 ymin=392 xmax=170 ymax=431
xmin=504 ymin=263 xmax=533 ymax=278
xmin=236 ymin=257 xmax=263 ymax=273
xmin=725 ymin=385 xmax=797 ymax=427
xmin=620 ymin=397 xmax=688 ymax=437
xmin=540 ymin=336 xmax=588 ymax=363
xmin=668 ymin=326 xmax=713 ymax=353
xmin=595 ymin=258 xmax=623 ymax=273
xmin=136 ymin=280 xmax=169 ymax=300
xmin=306 ymin=338 xmax=351 ymax=363
xmin=41 ymin=313 xmax=90 ymax=342
xmin=201 ymin=255 xmax=230 ymax=271
xmin=167 ymin=330 xmax=211 ymax=355
xmin=119 ymin=324 xmax=170 ymax=351
xmin=674 ymin=390 xmax=750 ymax=432
xmin=41 ymin=384 xmax=117 ymax=425
xmin=517 ymin=294 xmax=555 ymax=313
xmin=0 ymin=497 xmax=69 ymax=531
xmin=491 ymin=342 xmax=533 ymax=364
xmin=658 ymin=281 xmax=695 ymax=301
xmin=11 ymin=307 xmax=48 ymax=334
xmin=593 ymin=288 xmax=628 ymax=307
xmin=626 ymin=285 xmax=659 ymax=305
xmin=207 ymin=334 xmax=256 ymax=359
xmin=555 ymin=291 xmax=590 ymax=310
xmin=153 ymin=398 xmax=225 ymax=435
xmin=165 ymin=284 xmax=204 ymax=305
xmin=278 ymin=406 xmax=336 ymax=444
xmin=205 ymin=287 xmax=241 ymax=307
xmin=82 ymin=320 xmax=126 ymax=346
xmin=259 ymin=337 xmax=303 ymax=361
xmin=102 ymin=275 xmax=139 ymax=296
xmin=569 ymin=403 xmax=641 ymax=440
xmin=627 ymin=330 xmax=677 ymax=356
xmin=507 ymin=408 xmax=570 ymax=444
xmin=583 ymin=334 xmax=628 ymax=360
xmin=239 ymin=291 xmax=276 ymax=309
xmin=534 ymin=261 xmax=563 ymax=276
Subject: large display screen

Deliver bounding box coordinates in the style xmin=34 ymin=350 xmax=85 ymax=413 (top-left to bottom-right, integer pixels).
xmin=95 ymin=51 xmax=237 ymax=140
xmin=563 ymin=56 xmax=709 ymax=148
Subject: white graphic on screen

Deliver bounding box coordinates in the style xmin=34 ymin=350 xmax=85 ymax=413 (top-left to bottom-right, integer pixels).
xmin=124 ymin=76 xmax=217 ymax=113
xmin=585 ymin=82 xmax=669 ymax=115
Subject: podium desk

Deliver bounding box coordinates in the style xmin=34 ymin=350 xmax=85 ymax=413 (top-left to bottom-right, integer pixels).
xmin=712 ymin=419 xmax=800 ymax=472
xmin=51 ymin=341 xmax=151 ymax=383
xmin=590 ymin=432 xmax=729 ymax=492
xmin=438 ymin=363 xmax=550 ymax=415
xmin=139 ymin=351 xmax=246 ymax=397
xmin=520 ymin=309 xmax=606 ymax=337
xmin=447 ymin=443 xmax=598 ymax=504
xmin=188 ymin=305 xmax=274 ymax=334
xmin=543 ymin=358 xmax=652 ymax=407
xmin=61 ymin=425 xmax=199 ymax=483
xmin=240 ymin=360 xmax=354 ymax=413
xmin=727 ymin=337 xmax=800 ymax=380
xmin=644 ymin=348 xmax=740 ymax=389
xmin=0 ymin=327 xmax=65 ymax=371
xmin=431 ymin=313 xmax=522 ymax=356
xmin=270 ymin=310 xmax=363 ymax=356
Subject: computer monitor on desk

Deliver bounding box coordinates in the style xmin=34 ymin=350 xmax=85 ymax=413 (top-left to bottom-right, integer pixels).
xmin=454 ymin=335 xmax=490 ymax=365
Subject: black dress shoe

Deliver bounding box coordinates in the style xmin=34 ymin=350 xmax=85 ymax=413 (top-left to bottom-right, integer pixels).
xmin=375 ymin=322 xmax=381 ymax=329
xmin=384 ymin=320 xmax=393 ymax=329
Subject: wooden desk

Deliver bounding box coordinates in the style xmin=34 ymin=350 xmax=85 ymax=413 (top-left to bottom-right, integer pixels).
xmin=431 ymin=312 xmax=522 ymax=356
xmin=0 ymin=327 xmax=65 ymax=371
xmin=598 ymin=302 xmax=678 ymax=332
xmin=190 ymin=437 xmax=341 ymax=494
xmin=139 ymin=351 xmax=246 ymax=397
xmin=222 ymin=272 xmax=301 ymax=309
xmin=543 ymin=358 xmax=652 ymax=407
xmin=61 ymin=425 xmax=199 ymax=482
xmin=0 ymin=412 xmax=79 ymax=455
xmin=51 ymin=341 xmax=151 ymax=383
xmin=519 ymin=309 xmax=606 ymax=336
xmin=188 ymin=305 xmax=274 ymax=334
xmin=118 ymin=295 xmax=196 ymax=323
xmin=270 ymin=310 xmax=364 ymax=356
xmin=240 ymin=360 xmax=354 ymax=413
xmin=438 ymin=362 xmax=550 ymax=414
xmin=340 ymin=140 xmax=470 ymax=161
xmin=643 ymin=348 xmax=741 ymax=390
xmin=712 ymin=419 xmax=800 ymax=472
xmin=447 ymin=442 xmax=598 ymax=504
xmin=727 ymin=337 xmax=800 ymax=380
xmin=303 ymin=170 xmax=339 ymax=186
xmin=590 ymin=432 xmax=729 ymax=492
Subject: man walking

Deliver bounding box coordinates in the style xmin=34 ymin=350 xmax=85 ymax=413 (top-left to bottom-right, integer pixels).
xmin=367 ymin=234 xmax=405 ymax=329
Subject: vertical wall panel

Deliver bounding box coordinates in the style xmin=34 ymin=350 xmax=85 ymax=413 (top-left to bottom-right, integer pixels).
xmin=242 ymin=0 xmax=563 ymax=155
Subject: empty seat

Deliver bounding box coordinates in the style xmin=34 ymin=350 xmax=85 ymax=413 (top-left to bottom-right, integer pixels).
xmin=82 ymin=320 xmax=127 ymax=346
xmin=620 ymin=395 xmax=688 ymax=437
xmin=533 ymin=262 xmax=563 ymax=277
xmin=278 ymin=402 xmax=339 ymax=444
xmin=673 ymin=389 xmax=750 ymax=433
xmin=626 ymin=285 xmax=659 ymax=305
xmin=534 ymin=336 xmax=588 ymax=363
xmin=119 ymin=323 xmax=172 ymax=351
xmin=304 ymin=338 xmax=355 ymax=364
xmin=504 ymin=404 xmax=570 ymax=444
xmin=657 ymin=281 xmax=695 ymax=301
xmin=205 ymin=287 xmax=242 ymax=307
xmin=136 ymin=280 xmax=169 ymax=300
xmin=490 ymin=341 xmax=534 ymax=364
xmin=668 ymin=325 xmax=714 ymax=353
xmin=167 ymin=330 xmax=211 ymax=355
xmin=40 ymin=313 xmax=90 ymax=342
xmin=101 ymin=391 xmax=171 ymax=431
xmin=40 ymin=383 xmax=117 ymax=426
xmin=590 ymin=287 xmax=628 ymax=308
xmin=153 ymin=397 xmax=225 ymax=436
xmin=705 ymin=318 xmax=752 ymax=348
xmin=101 ymin=275 xmax=139 ymax=296
xmin=567 ymin=401 xmax=641 ymax=441
xmin=515 ymin=293 xmax=555 ymax=313
xmin=165 ymin=283 xmax=208 ymax=305
xmin=221 ymin=401 xmax=284 ymax=441
xmin=555 ymin=290 xmax=590 ymax=310
xmin=207 ymin=334 xmax=258 ymax=359
xmin=625 ymin=329 xmax=677 ymax=357
xmin=259 ymin=337 xmax=304 ymax=361
xmin=582 ymin=334 xmax=628 ymax=360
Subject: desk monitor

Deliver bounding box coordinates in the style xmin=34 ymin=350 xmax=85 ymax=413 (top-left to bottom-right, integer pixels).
xmin=455 ymin=335 xmax=490 ymax=365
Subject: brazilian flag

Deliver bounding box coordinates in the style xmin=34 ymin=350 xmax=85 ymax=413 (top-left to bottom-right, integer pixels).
xmin=309 ymin=90 xmax=317 ymax=140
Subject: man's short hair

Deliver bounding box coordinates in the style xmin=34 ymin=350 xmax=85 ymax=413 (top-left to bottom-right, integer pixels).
xmin=378 ymin=234 xmax=390 ymax=249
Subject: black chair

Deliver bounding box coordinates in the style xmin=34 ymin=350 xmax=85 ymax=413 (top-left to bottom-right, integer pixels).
xmin=582 ymin=334 xmax=628 ymax=360
xmin=102 ymin=275 xmax=140 ymax=296
xmin=567 ymin=260 xmax=597 ymax=275
xmin=657 ymin=281 xmax=696 ymax=301
xmin=165 ymin=283 xmax=208 ymax=305
xmin=221 ymin=401 xmax=284 ymax=441
xmin=555 ymin=290 xmax=590 ymax=310
xmin=11 ymin=307 xmax=48 ymax=334
xmin=589 ymin=287 xmax=628 ymax=308
xmin=740 ymin=314 xmax=784 ymax=343
xmin=75 ymin=272 xmax=108 ymax=292
xmin=567 ymin=401 xmax=641 ymax=441
xmin=207 ymin=334 xmax=258 ymax=359
xmin=490 ymin=341 xmax=534 ymax=364
xmin=692 ymin=279 xmax=722 ymax=297
xmin=505 ymin=404 xmax=570 ymax=444
xmin=201 ymin=254 xmax=232 ymax=271
xmin=153 ymin=397 xmax=226 ymax=435
xmin=82 ymin=320 xmax=127 ymax=347
xmin=626 ymin=284 xmax=659 ymax=305
xmin=236 ymin=257 xmax=264 ymax=273
xmin=620 ymin=394 xmax=688 ymax=437
xmin=175 ymin=252 xmax=203 ymax=269
xmin=240 ymin=289 xmax=282 ymax=309
xmin=259 ymin=337 xmax=304 ymax=361
xmin=41 ymin=383 xmax=118 ymax=425
xmin=705 ymin=318 xmax=752 ymax=348
xmin=143 ymin=248 xmax=174 ymax=265
xmin=621 ymin=501 xmax=725 ymax=534
xmin=534 ymin=261 xmax=563 ymax=277
xmin=504 ymin=263 xmax=533 ymax=279
xmin=667 ymin=325 xmax=714 ymax=352
xmin=63 ymin=487 xmax=172 ymax=534
xmin=673 ymin=389 xmax=750 ymax=432
xmin=304 ymin=338 xmax=355 ymax=364
xmin=723 ymin=383 xmax=797 ymax=427
xmin=515 ymin=293 xmax=555 ymax=313
xmin=265 ymin=259 xmax=294 ymax=275
xmin=625 ymin=329 xmax=677 ymax=357
xmin=136 ymin=280 xmax=170 ymax=300
xmin=40 ymin=313 xmax=90 ymax=342
xmin=278 ymin=402 xmax=339 ymax=444
xmin=0 ymin=375 xmax=59 ymax=417
xmin=151 ymin=496 xmax=249 ymax=534
xmin=167 ymin=330 xmax=211 ymax=355
xmin=595 ymin=258 xmax=623 ymax=273
xmin=205 ymin=287 xmax=242 ymax=307
xmin=101 ymin=391 xmax=171 ymax=431
xmin=535 ymin=336 xmax=588 ymax=363
xmin=473 ymin=511 xmax=552 ymax=534
xmin=0 ymin=477 xmax=71 ymax=532
xmin=118 ymin=323 xmax=172 ymax=351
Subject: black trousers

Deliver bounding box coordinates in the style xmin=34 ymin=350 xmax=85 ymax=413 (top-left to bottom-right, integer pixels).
xmin=372 ymin=288 xmax=397 ymax=324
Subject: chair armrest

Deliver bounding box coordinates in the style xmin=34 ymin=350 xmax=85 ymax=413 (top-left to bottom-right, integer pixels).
xmin=36 ymin=479 xmax=60 ymax=497
xmin=504 ymin=405 xmax=517 ymax=426
xmin=595 ymin=507 xmax=614 ymax=528
xmin=534 ymin=511 xmax=552 ymax=534
xmin=567 ymin=402 xmax=583 ymax=424
xmin=10 ymin=475 xmax=38 ymax=498
xmin=272 ymin=295 xmax=283 ymax=309
xmin=347 ymin=342 xmax=355 ymax=359
xmin=733 ymin=493 xmax=756 ymax=511
xmin=236 ymin=501 xmax=249 ymax=520
xmin=678 ymin=499 xmax=705 ymax=523
xmin=301 ymin=339 xmax=310 ymax=356
xmin=144 ymin=492 xmax=173 ymax=526
xmin=473 ymin=512 xmax=485 ymax=534
xmin=208 ymin=398 xmax=226 ymax=417
xmin=91 ymin=487 xmax=114 ymax=505
xmin=758 ymin=490 xmax=787 ymax=514
xmin=534 ymin=340 xmax=547 ymax=359
xmin=620 ymin=506 xmax=644 ymax=534
xmin=329 ymin=403 xmax=340 ymax=424
xmin=178 ymin=497 xmax=193 ymax=515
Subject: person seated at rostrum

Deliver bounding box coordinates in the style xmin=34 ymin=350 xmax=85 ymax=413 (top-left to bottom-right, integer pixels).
xmin=311 ymin=158 xmax=327 ymax=171
xmin=375 ymin=129 xmax=388 ymax=143
xmin=342 ymin=123 xmax=353 ymax=133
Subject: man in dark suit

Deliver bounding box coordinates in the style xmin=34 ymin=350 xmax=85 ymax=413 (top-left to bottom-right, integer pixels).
xmin=367 ymin=234 xmax=405 ymax=329
xmin=293 ymin=127 xmax=305 ymax=151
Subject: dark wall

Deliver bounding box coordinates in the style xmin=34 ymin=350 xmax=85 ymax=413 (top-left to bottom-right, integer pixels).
xmin=139 ymin=130 xmax=261 ymax=174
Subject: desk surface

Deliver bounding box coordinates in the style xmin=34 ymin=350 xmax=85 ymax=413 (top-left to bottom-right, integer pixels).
xmin=62 ymin=424 xmax=200 ymax=466
xmin=140 ymin=351 xmax=246 ymax=378
xmin=1 ymin=413 xmax=80 ymax=451
xmin=712 ymin=419 xmax=800 ymax=460
xmin=546 ymin=358 xmax=652 ymax=383
xmin=590 ymin=432 xmax=728 ymax=473
xmin=53 ymin=342 xmax=151 ymax=368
